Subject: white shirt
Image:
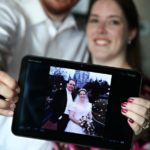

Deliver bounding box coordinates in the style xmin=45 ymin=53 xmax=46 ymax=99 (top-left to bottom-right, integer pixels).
xmin=64 ymin=88 xmax=74 ymax=115
xmin=0 ymin=0 xmax=89 ymax=80
xmin=0 ymin=0 xmax=89 ymax=150
xmin=0 ymin=116 xmax=54 ymax=150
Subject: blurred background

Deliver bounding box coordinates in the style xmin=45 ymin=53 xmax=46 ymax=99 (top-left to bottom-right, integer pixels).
xmin=133 ymin=0 xmax=150 ymax=78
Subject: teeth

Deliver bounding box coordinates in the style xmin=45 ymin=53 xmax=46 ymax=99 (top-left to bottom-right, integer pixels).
xmin=95 ymin=40 xmax=109 ymax=45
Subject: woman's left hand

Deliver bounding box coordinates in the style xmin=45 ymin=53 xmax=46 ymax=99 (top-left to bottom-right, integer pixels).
xmin=121 ymin=97 xmax=150 ymax=135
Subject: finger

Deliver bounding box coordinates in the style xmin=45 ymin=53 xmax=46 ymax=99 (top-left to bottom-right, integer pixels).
xmin=121 ymin=108 xmax=145 ymax=127
xmin=0 ymin=99 xmax=10 ymax=109
xmin=128 ymin=97 xmax=150 ymax=109
xmin=0 ymin=82 xmax=16 ymax=99
xmin=126 ymin=102 xmax=150 ymax=120
xmin=9 ymin=103 xmax=16 ymax=111
xmin=127 ymin=118 xmax=142 ymax=135
xmin=0 ymin=109 xmax=14 ymax=116
xmin=5 ymin=96 xmax=19 ymax=103
xmin=0 ymin=71 xmax=18 ymax=90
xmin=0 ymin=98 xmax=16 ymax=110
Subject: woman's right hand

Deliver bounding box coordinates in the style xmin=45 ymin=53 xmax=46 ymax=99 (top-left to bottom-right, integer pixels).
xmin=0 ymin=71 xmax=19 ymax=116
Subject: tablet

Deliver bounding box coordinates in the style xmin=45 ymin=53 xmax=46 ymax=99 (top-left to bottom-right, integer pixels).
xmin=12 ymin=55 xmax=142 ymax=149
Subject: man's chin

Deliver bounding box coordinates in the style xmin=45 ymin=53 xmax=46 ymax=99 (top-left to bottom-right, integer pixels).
xmin=48 ymin=8 xmax=70 ymax=15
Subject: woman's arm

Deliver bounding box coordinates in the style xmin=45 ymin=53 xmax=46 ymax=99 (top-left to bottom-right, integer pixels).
xmin=69 ymin=110 xmax=81 ymax=126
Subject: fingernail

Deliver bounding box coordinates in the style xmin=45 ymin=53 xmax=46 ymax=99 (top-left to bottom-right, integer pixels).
xmin=121 ymin=102 xmax=127 ymax=108
xmin=121 ymin=109 xmax=128 ymax=113
xmin=128 ymin=118 xmax=134 ymax=124
xmin=128 ymin=98 xmax=134 ymax=103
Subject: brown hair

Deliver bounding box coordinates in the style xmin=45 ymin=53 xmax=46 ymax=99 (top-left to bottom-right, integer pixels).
xmin=87 ymin=0 xmax=142 ymax=72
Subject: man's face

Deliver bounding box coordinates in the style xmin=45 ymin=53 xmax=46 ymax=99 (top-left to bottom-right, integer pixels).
xmin=41 ymin=0 xmax=78 ymax=15
xmin=67 ymin=80 xmax=76 ymax=92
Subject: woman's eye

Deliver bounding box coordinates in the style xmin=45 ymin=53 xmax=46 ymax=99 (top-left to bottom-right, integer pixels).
xmin=88 ymin=18 xmax=99 ymax=24
xmin=109 ymin=19 xmax=121 ymax=26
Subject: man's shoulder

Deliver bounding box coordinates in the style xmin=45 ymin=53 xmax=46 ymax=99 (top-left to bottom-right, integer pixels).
xmin=55 ymin=89 xmax=66 ymax=95
xmin=0 ymin=0 xmax=46 ymax=25
xmin=0 ymin=0 xmax=25 ymax=19
xmin=16 ymin=0 xmax=47 ymax=25
xmin=0 ymin=0 xmax=18 ymax=10
xmin=0 ymin=0 xmax=22 ymax=9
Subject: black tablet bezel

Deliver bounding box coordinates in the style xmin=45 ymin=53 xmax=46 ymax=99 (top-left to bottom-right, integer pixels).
xmin=12 ymin=55 xmax=142 ymax=149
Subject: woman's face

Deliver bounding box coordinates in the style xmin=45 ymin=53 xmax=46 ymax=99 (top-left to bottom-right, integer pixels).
xmin=79 ymin=91 xmax=87 ymax=101
xmin=86 ymin=0 xmax=133 ymax=63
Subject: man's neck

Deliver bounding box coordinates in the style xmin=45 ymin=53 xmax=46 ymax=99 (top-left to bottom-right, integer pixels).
xmin=45 ymin=11 xmax=68 ymax=22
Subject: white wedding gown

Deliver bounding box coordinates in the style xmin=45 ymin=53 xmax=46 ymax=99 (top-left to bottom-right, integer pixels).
xmin=65 ymin=102 xmax=92 ymax=135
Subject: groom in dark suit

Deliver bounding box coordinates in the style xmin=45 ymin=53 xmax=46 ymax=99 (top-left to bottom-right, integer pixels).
xmin=51 ymin=79 xmax=76 ymax=132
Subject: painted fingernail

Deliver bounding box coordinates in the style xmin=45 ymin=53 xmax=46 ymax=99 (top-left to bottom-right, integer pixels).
xmin=121 ymin=102 xmax=127 ymax=108
xmin=128 ymin=118 xmax=134 ymax=124
xmin=128 ymin=98 xmax=134 ymax=103
xmin=121 ymin=109 xmax=128 ymax=113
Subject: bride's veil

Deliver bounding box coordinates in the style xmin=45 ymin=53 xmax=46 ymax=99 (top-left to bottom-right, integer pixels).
xmin=74 ymin=88 xmax=90 ymax=105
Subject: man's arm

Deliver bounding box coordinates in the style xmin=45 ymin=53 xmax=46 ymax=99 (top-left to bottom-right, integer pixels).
xmin=0 ymin=1 xmax=19 ymax=70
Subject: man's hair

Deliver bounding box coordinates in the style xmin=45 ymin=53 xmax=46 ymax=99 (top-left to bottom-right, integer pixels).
xmin=67 ymin=79 xmax=76 ymax=84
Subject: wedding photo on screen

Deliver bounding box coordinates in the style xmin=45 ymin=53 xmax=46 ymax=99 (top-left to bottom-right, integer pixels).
xmin=42 ymin=66 xmax=112 ymax=137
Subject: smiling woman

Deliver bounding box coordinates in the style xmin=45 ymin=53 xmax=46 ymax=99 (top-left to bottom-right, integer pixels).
xmin=86 ymin=0 xmax=139 ymax=69
xmin=65 ymin=88 xmax=92 ymax=135
xmin=86 ymin=0 xmax=150 ymax=149
xmin=86 ymin=0 xmax=150 ymax=134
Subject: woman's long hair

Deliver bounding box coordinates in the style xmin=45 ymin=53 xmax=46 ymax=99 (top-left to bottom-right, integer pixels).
xmin=87 ymin=0 xmax=142 ymax=72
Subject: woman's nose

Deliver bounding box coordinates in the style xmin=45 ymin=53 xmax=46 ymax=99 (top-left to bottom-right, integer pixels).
xmin=96 ymin=22 xmax=107 ymax=34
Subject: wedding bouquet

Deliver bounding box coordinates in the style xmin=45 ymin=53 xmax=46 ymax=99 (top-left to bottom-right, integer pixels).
xmin=79 ymin=114 xmax=95 ymax=135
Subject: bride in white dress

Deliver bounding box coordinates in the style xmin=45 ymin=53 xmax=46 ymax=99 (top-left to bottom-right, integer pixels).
xmin=65 ymin=88 xmax=92 ymax=135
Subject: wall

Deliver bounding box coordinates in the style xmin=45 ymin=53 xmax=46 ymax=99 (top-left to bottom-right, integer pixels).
xmin=134 ymin=0 xmax=150 ymax=78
